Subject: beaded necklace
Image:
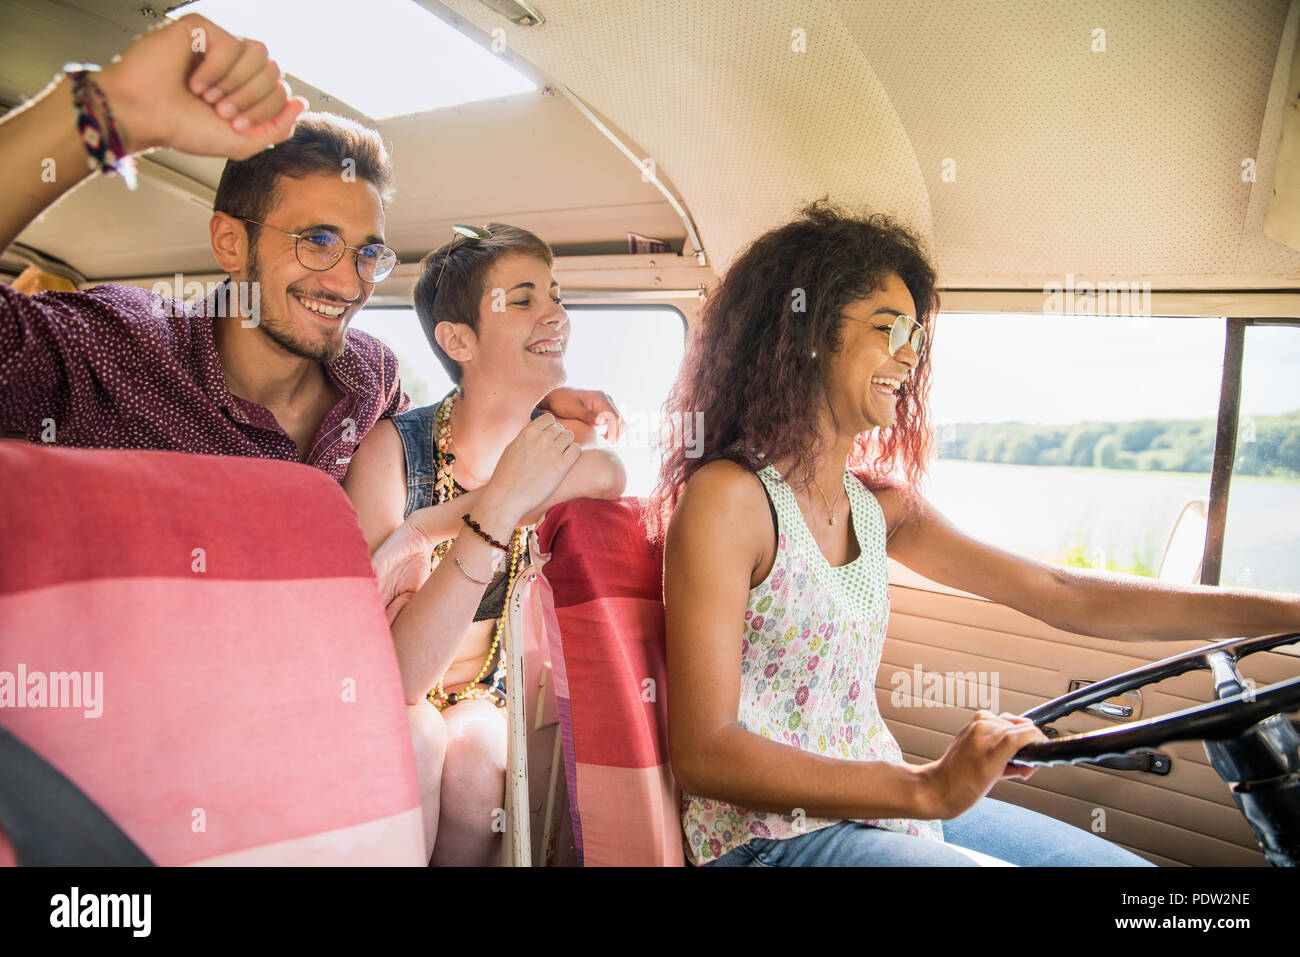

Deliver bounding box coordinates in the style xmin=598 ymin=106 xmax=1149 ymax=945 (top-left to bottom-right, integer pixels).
xmin=425 ymin=389 xmax=529 ymax=711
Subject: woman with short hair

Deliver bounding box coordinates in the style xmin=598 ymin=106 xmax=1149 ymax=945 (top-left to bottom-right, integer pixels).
xmin=346 ymin=223 xmax=626 ymax=864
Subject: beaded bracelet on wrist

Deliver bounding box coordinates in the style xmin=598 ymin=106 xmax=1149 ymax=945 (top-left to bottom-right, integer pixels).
xmin=462 ymin=513 xmax=509 ymax=552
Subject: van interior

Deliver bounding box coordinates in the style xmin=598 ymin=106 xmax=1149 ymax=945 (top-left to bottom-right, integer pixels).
xmin=1 ymin=0 xmax=1298 ymax=868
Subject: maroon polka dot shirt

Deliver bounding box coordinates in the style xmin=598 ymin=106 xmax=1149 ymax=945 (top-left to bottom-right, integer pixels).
xmin=0 ymin=282 xmax=409 ymax=483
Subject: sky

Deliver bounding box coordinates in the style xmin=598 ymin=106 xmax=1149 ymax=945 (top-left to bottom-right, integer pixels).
xmin=927 ymin=315 xmax=1299 ymax=425
xmin=175 ymin=0 xmax=534 ymax=119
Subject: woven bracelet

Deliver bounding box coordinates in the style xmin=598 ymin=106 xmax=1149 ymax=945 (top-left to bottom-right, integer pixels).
xmin=64 ymin=63 xmax=138 ymax=190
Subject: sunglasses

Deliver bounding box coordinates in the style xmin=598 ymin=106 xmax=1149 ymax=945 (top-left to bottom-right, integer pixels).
xmin=842 ymin=312 xmax=926 ymax=357
xmin=433 ymin=224 xmax=494 ymax=296
xmin=238 ymin=218 xmax=399 ymax=283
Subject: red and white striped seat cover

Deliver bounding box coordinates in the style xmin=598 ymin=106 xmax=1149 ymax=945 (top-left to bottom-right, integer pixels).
xmin=0 ymin=442 xmax=423 ymax=866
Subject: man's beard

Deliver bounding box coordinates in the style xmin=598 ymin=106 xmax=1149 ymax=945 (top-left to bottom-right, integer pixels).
xmin=245 ymin=242 xmax=349 ymax=364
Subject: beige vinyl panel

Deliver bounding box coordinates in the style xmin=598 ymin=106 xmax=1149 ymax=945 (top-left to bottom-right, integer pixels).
xmin=9 ymin=91 xmax=685 ymax=279
xmin=1246 ymin=0 xmax=1300 ymax=264
xmin=0 ymin=1 xmax=141 ymax=106
xmin=880 ymin=583 xmax=1297 ymax=865
xmin=375 ymin=92 xmax=683 ymax=256
xmin=12 ymin=171 xmax=220 ymax=279
xmin=7 ymin=0 xmax=1298 ymax=288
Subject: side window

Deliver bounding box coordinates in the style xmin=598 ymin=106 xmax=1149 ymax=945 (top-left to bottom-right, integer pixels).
xmin=349 ymin=308 xmax=453 ymax=409
xmin=924 ymin=314 xmax=1229 ymax=580
xmin=544 ymin=305 xmax=687 ymax=496
xmin=349 ymin=305 xmax=687 ymax=496
xmin=1220 ymin=324 xmax=1300 ymax=594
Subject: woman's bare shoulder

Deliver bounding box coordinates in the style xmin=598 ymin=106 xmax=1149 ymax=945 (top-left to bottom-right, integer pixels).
xmin=679 ymin=458 xmax=768 ymax=512
xmin=667 ymin=460 xmax=773 ymax=584
xmin=668 ymin=459 xmax=771 ymax=546
xmin=346 ymin=418 xmax=405 ymax=485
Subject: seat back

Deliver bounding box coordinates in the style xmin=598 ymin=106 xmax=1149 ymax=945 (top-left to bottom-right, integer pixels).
xmin=501 ymin=561 xmax=578 ymax=866
xmin=530 ymin=497 xmax=683 ymax=867
xmin=0 ymin=443 xmax=423 ymax=865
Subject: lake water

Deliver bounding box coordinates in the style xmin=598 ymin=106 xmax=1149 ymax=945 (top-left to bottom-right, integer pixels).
xmin=922 ymin=459 xmax=1300 ymax=593
xmin=616 ymin=450 xmax=1298 ymax=593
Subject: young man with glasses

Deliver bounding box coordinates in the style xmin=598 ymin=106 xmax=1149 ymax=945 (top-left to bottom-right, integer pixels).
xmin=0 ymin=13 xmax=620 ymax=479
xmin=0 ymin=14 xmax=625 ymax=867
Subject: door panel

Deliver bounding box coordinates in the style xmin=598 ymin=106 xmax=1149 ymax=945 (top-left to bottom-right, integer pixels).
xmin=879 ymin=582 xmax=1297 ymax=865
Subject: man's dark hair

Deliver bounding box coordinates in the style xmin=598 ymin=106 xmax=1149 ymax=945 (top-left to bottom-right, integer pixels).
xmin=213 ymin=112 xmax=395 ymax=233
xmin=413 ymin=224 xmax=554 ymax=383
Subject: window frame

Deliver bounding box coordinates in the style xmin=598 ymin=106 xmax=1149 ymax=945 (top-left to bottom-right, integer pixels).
xmin=560 ymin=301 xmax=689 ymax=335
xmin=1202 ymin=316 xmax=1300 ymax=586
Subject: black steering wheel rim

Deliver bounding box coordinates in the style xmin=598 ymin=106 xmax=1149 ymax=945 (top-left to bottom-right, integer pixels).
xmin=1013 ymin=632 xmax=1300 ymax=767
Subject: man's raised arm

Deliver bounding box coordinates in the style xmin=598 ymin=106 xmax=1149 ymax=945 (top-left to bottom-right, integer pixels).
xmin=0 ymin=14 xmax=308 ymax=433
xmin=0 ymin=13 xmax=305 ymax=255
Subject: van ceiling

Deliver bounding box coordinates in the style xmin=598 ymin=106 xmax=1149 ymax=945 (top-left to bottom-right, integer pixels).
xmin=437 ymin=0 xmax=1300 ymax=290
xmin=0 ymin=0 xmax=685 ymax=280
xmin=1 ymin=0 xmax=1297 ymax=291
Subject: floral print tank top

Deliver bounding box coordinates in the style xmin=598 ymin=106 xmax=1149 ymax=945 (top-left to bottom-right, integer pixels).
xmin=681 ymin=465 xmax=945 ymax=865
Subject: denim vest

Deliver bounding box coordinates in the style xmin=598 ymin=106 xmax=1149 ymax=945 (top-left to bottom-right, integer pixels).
xmin=389 ymin=397 xmax=532 ymax=624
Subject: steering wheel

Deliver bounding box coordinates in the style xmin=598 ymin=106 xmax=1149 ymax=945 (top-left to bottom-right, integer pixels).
xmin=1012 ymin=631 xmax=1300 ymax=768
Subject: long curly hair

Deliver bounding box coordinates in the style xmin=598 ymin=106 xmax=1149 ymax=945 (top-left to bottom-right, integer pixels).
xmin=645 ymin=200 xmax=940 ymax=544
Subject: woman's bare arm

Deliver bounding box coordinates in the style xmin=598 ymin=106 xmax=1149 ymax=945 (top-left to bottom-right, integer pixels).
xmin=401 ymin=421 xmax=624 ymax=547
xmin=879 ymin=488 xmax=1300 ymax=642
xmin=664 ymin=461 xmax=1034 ymax=821
xmin=342 ymin=418 xmax=408 ymax=553
xmin=345 ymin=414 xmax=581 ymax=702
xmin=347 ymin=417 xmax=624 ymax=635
xmin=343 ymin=418 xmax=507 ymax=701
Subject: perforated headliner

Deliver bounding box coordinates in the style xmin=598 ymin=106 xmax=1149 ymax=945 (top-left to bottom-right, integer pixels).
xmin=3 ymin=0 xmax=1297 ymax=289
xmin=439 ymin=0 xmax=1300 ymax=288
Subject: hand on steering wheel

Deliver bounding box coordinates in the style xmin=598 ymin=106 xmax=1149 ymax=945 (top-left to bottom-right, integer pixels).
xmin=1011 ymin=631 xmax=1300 ymax=767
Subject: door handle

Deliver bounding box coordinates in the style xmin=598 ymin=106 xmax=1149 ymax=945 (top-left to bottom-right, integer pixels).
xmin=1087 ymin=700 xmax=1133 ymax=719
xmin=1068 ymin=679 xmax=1141 ymax=721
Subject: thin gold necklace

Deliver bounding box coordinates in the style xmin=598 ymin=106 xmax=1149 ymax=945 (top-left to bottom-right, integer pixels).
xmin=810 ymin=473 xmax=845 ymax=526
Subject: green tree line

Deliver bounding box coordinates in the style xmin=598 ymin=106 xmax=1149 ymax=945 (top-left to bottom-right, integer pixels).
xmin=937 ymin=410 xmax=1300 ymax=478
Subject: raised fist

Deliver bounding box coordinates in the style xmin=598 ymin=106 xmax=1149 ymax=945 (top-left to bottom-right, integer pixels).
xmin=96 ymin=13 xmax=307 ymax=159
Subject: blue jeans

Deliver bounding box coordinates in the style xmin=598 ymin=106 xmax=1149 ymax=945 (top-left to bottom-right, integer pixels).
xmin=705 ymin=797 xmax=1154 ymax=866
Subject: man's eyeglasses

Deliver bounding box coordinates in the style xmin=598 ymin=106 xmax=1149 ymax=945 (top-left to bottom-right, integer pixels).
xmin=843 ymin=312 xmax=926 ymax=357
xmin=433 ymin=224 xmax=493 ymax=297
xmin=238 ymin=218 xmax=400 ymax=283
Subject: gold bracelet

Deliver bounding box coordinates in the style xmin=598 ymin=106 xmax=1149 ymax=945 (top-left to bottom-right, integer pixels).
xmin=453 ymin=556 xmax=491 ymax=585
